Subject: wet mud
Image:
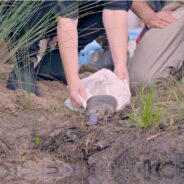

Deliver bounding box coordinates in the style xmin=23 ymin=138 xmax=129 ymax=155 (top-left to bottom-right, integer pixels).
xmin=0 ymin=63 xmax=184 ymax=184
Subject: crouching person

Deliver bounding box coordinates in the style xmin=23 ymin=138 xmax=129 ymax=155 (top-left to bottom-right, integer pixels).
xmin=56 ymin=1 xmax=132 ymax=106
xmin=6 ymin=1 xmax=133 ymax=104
xmin=129 ymin=0 xmax=184 ymax=87
xmin=78 ymin=0 xmax=184 ymax=91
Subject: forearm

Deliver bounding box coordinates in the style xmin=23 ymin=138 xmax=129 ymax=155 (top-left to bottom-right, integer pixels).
xmin=103 ymin=9 xmax=128 ymax=68
xmin=131 ymin=0 xmax=155 ymax=25
xmin=57 ymin=16 xmax=79 ymax=84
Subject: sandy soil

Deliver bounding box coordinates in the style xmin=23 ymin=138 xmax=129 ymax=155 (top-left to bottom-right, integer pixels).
xmin=0 ymin=62 xmax=184 ymax=184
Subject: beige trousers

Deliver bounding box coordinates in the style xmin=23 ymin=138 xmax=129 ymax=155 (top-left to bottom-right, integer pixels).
xmin=128 ymin=17 xmax=184 ymax=87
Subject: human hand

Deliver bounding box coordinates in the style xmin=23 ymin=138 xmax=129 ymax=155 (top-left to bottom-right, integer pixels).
xmin=114 ymin=65 xmax=129 ymax=83
xmin=67 ymin=77 xmax=87 ymax=107
xmin=146 ymin=11 xmax=177 ymax=29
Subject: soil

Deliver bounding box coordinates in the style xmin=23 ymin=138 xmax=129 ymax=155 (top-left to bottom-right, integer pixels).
xmin=0 ymin=62 xmax=184 ymax=184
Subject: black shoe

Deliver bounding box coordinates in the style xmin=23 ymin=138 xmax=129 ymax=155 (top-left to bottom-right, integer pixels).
xmin=6 ymin=57 xmax=40 ymax=96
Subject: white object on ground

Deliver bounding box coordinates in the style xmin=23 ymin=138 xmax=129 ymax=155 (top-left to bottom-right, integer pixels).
xmin=64 ymin=69 xmax=131 ymax=112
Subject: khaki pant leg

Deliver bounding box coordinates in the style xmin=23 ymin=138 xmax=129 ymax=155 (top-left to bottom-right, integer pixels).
xmin=128 ymin=18 xmax=184 ymax=87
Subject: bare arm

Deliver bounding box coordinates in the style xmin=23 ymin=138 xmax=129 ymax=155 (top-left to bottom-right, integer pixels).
xmin=131 ymin=0 xmax=155 ymax=26
xmin=57 ymin=17 xmax=78 ymax=84
xmin=103 ymin=9 xmax=129 ymax=81
xmin=57 ymin=16 xmax=87 ymax=105
xmin=131 ymin=1 xmax=176 ymax=28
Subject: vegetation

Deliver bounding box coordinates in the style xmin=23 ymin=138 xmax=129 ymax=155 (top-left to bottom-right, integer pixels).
xmin=128 ymin=78 xmax=184 ymax=129
xmin=0 ymin=1 xmax=56 ymax=63
xmin=0 ymin=1 xmax=57 ymax=107
xmin=129 ymin=84 xmax=161 ymax=128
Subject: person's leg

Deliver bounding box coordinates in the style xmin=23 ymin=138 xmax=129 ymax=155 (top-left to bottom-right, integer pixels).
xmin=6 ymin=1 xmax=57 ymax=96
xmin=36 ymin=49 xmax=67 ymax=84
xmin=128 ymin=18 xmax=184 ymax=88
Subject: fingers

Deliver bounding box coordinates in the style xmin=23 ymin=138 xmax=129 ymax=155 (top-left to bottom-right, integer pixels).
xmin=147 ymin=11 xmax=177 ymax=29
xmin=79 ymin=87 xmax=87 ymax=101
xmin=165 ymin=11 xmax=177 ymax=21
xmin=114 ymin=66 xmax=129 ymax=82
xmin=155 ymin=20 xmax=171 ymax=29
xmin=69 ymin=91 xmax=81 ymax=107
xmin=158 ymin=11 xmax=177 ymax=24
xmin=68 ymin=81 xmax=87 ymax=108
xmin=156 ymin=11 xmax=177 ymax=28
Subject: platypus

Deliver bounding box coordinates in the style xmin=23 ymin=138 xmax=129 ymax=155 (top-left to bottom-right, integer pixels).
xmin=86 ymin=95 xmax=118 ymax=125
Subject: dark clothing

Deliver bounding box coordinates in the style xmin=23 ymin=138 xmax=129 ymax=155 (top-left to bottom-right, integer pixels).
xmin=148 ymin=0 xmax=166 ymax=12
xmin=11 ymin=1 xmax=132 ymax=54
xmin=37 ymin=0 xmax=132 ymax=83
xmin=11 ymin=1 xmax=132 ymax=83
xmin=55 ymin=1 xmax=132 ymax=19
xmin=37 ymin=10 xmax=107 ymax=84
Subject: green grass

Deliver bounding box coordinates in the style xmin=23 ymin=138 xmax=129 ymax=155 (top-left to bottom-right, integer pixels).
xmin=0 ymin=1 xmax=56 ymax=63
xmin=19 ymin=91 xmax=32 ymax=110
xmin=129 ymin=85 xmax=161 ymax=129
xmin=34 ymin=134 xmax=42 ymax=146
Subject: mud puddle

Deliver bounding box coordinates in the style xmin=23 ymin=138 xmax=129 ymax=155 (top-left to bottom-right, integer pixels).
xmin=0 ymin=152 xmax=183 ymax=184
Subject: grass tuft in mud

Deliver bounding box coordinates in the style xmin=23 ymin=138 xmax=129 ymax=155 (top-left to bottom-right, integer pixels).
xmin=128 ymin=84 xmax=161 ymax=129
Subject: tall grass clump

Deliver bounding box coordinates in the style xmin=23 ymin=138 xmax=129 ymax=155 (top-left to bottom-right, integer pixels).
xmin=0 ymin=0 xmax=105 ymax=64
xmin=0 ymin=1 xmax=57 ymax=107
xmin=129 ymin=85 xmax=161 ymax=129
xmin=0 ymin=1 xmax=57 ymax=63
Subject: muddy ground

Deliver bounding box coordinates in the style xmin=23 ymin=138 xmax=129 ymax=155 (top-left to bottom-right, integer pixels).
xmin=0 ymin=61 xmax=184 ymax=184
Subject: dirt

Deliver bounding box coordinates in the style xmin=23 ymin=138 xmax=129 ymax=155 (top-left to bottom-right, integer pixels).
xmin=0 ymin=63 xmax=184 ymax=184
